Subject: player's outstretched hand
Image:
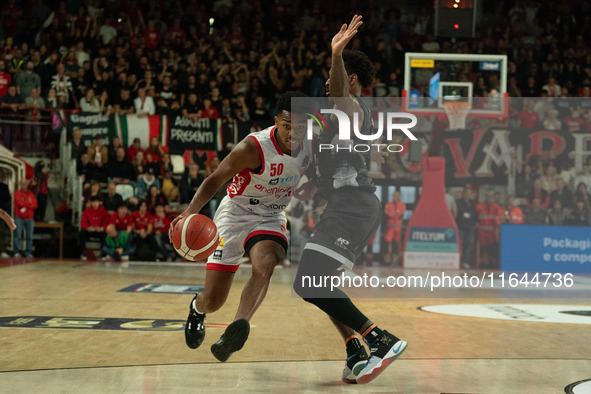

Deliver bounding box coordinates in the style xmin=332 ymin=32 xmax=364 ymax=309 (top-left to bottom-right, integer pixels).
xmin=0 ymin=209 xmax=16 ymax=230
xmin=294 ymin=180 xmax=317 ymax=201
xmin=331 ymin=14 xmax=363 ymax=55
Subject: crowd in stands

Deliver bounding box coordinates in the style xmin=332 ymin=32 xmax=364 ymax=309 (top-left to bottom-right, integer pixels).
xmin=2 ymin=0 xmax=591 ymax=260
xmin=455 ymin=154 xmax=591 ymax=268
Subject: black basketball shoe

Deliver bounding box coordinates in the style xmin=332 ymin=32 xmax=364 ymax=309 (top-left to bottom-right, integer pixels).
xmin=185 ymin=294 xmax=205 ymax=349
xmin=210 ymin=319 xmax=250 ymax=362
xmin=342 ymin=340 xmax=369 ymax=384
xmin=356 ymin=331 xmax=407 ymax=384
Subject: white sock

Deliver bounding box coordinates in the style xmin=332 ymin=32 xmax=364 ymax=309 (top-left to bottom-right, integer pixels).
xmin=192 ymin=299 xmax=205 ymax=315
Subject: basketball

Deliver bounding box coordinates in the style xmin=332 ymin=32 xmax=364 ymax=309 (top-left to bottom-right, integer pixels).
xmin=171 ymin=214 xmax=219 ymax=261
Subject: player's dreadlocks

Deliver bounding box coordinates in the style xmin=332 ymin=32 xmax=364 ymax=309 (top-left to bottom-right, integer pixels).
xmin=342 ymin=49 xmax=376 ymax=89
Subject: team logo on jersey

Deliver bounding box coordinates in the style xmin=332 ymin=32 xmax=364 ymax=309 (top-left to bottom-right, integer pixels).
xmin=281 ymin=222 xmax=287 ymax=234
xmin=212 ymin=250 xmax=223 ymax=260
xmin=218 ymin=238 xmax=225 ymax=249
xmin=249 ymin=198 xmax=260 ymax=205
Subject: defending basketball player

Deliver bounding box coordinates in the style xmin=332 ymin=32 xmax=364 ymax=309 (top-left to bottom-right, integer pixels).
xmin=170 ymin=91 xmax=311 ymax=362
xmin=292 ymin=15 xmax=408 ymax=384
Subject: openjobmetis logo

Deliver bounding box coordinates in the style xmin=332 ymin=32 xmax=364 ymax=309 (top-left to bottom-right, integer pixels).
xmin=305 ymin=108 xmax=418 ymax=153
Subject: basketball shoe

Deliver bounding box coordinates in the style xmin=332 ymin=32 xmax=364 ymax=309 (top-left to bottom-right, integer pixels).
xmin=185 ymin=294 xmax=205 ymax=349
xmin=356 ymin=331 xmax=407 ymax=384
xmin=210 ymin=319 xmax=250 ymax=362
xmin=342 ymin=338 xmax=369 ymax=384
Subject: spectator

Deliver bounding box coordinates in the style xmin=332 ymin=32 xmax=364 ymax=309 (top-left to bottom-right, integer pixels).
xmin=137 ymin=168 xmax=161 ymax=199
xmin=573 ymin=182 xmax=590 ymax=208
xmin=101 ymin=224 xmax=134 ymax=262
xmin=476 ymin=191 xmax=501 ymax=268
xmin=542 ymin=108 xmax=562 ymax=130
xmin=540 ymin=164 xmax=558 ymax=192
xmin=501 ymin=194 xmax=524 ymax=224
xmin=82 ymin=181 xmax=103 ymax=209
xmin=126 ymin=138 xmax=142 ymax=162
xmin=50 ymin=63 xmax=73 ymax=107
xmin=109 ymin=202 xmax=133 ymax=233
xmin=107 ymin=147 xmax=136 ymax=185
xmin=541 ymin=76 xmax=561 ymax=98
xmin=87 ymin=136 xmax=108 ymax=181
xmin=134 ymin=86 xmax=155 ymax=115
xmin=79 ymin=88 xmax=100 ymax=112
xmin=30 ymin=161 xmax=49 ymax=221
xmin=159 ymin=152 xmax=174 ymax=177
xmin=131 ymin=200 xmax=158 ymax=260
xmin=383 ymin=190 xmax=405 ymax=266
xmin=102 ymin=182 xmax=124 ymax=215
xmin=131 ymin=150 xmax=147 ymax=177
xmin=145 ymin=184 xmax=167 ymax=213
xmin=201 ymin=96 xmax=219 ymax=119
xmin=160 ymin=169 xmax=176 ymax=199
xmin=546 ymin=199 xmax=571 ymax=226
xmin=13 ymin=178 xmax=37 ymax=258
xmin=165 ymin=185 xmax=185 ymax=216
xmin=145 ymin=136 xmax=164 ymax=174
xmin=550 ymin=178 xmax=573 ymax=209
xmin=79 ymin=196 xmax=109 ymax=259
xmin=526 ymin=198 xmax=547 ymax=225
xmin=0 ymin=84 xmax=25 ymax=150
xmin=518 ymin=98 xmax=540 ymax=129
xmin=563 ymin=106 xmax=584 ymax=132
xmin=182 ymin=92 xmax=201 ymax=121
xmin=70 ymin=128 xmax=86 ymax=161
xmin=113 ymin=88 xmax=135 ymax=115
xmin=24 ymin=87 xmax=45 ymax=151
xmin=567 ymin=200 xmax=590 ymax=226
xmin=573 ymin=165 xmax=591 ymax=193
xmin=526 ymin=178 xmax=550 ymax=209
xmin=107 ymin=137 xmax=123 ymax=163
xmin=456 ymin=187 xmax=478 ymax=269
xmin=180 ymin=163 xmax=204 ymax=204
xmin=16 ymin=61 xmax=41 ymax=100
xmin=152 ymin=204 xmax=173 ymax=261
xmin=0 ymin=60 xmax=11 ymax=99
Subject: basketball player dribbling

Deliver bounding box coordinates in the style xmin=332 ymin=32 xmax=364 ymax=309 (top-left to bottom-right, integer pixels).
xmin=292 ymin=15 xmax=407 ymax=384
xmin=170 ymin=91 xmax=313 ymax=362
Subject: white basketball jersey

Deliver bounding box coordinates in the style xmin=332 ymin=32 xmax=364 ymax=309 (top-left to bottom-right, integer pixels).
xmin=226 ymin=126 xmax=312 ymax=215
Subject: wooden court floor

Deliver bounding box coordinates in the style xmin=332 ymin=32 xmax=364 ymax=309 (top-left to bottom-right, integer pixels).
xmin=0 ymin=259 xmax=590 ymax=393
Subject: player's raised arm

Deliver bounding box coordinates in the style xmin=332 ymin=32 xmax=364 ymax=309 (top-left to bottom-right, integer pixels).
xmin=169 ymin=137 xmax=261 ymax=234
xmin=328 ymin=15 xmax=364 ymax=127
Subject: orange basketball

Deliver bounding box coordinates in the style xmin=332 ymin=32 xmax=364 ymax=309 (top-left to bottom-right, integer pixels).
xmin=171 ymin=214 xmax=219 ymax=261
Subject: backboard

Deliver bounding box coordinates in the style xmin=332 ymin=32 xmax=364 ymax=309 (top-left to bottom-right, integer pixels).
xmin=403 ymin=52 xmax=508 ymax=119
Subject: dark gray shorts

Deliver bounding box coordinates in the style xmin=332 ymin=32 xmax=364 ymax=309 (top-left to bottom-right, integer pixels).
xmin=303 ymin=187 xmax=382 ymax=269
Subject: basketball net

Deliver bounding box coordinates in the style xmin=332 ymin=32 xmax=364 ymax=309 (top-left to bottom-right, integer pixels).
xmin=443 ymin=101 xmax=472 ymax=130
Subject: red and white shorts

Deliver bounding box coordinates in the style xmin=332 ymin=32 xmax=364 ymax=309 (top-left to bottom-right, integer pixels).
xmin=207 ymin=196 xmax=288 ymax=273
